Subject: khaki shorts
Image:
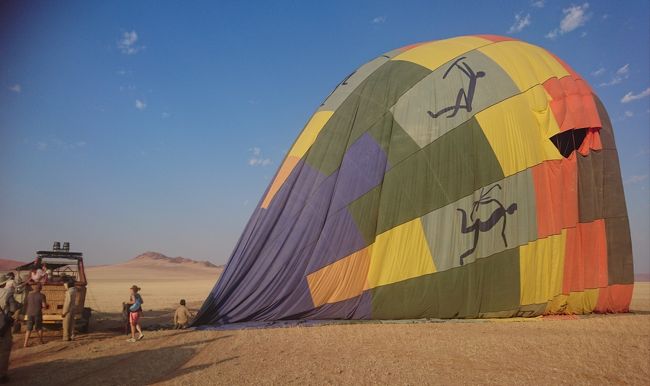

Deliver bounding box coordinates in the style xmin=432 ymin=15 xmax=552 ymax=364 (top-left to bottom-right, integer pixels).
xmin=26 ymin=314 xmax=43 ymax=331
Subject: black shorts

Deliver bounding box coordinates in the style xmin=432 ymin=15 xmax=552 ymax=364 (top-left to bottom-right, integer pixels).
xmin=26 ymin=314 xmax=43 ymax=331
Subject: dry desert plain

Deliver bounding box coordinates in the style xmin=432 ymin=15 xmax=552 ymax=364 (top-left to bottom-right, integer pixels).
xmin=6 ymin=255 xmax=650 ymax=385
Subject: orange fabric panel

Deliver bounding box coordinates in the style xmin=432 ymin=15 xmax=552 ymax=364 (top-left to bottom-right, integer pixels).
xmin=473 ymin=34 xmax=518 ymax=42
xmin=397 ymin=42 xmax=427 ymax=53
xmin=532 ymin=157 xmax=578 ymax=238
xmin=562 ymin=220 xmax=609 ymax=294
xmin=546 ymin=52 xmax=594 ymax=93
xmin=577 ymin=128 xmax=603 ymax=156
xmin=543 ymin=76 xmax=602 ymax=133
xmin=306 ymin=247 xmax=372 ymax=307
xmin=261 ymin=156 xmax=300 ymax=209
xmin=594 ymin=284 xmax=634 ymax=313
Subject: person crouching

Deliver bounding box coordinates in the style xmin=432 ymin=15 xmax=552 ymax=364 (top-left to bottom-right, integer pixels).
xmin=174 ymin=299 xmax=192 ymax=329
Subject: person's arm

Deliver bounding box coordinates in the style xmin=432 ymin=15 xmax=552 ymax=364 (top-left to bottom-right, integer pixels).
xmin=62 ymin=291 xmax=70 ymax=316
xmin=41 ymin=294 xmax=47 ymax=310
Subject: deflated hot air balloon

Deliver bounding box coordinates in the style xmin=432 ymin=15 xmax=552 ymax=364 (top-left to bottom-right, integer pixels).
xmin=195 ymin=35 xmax=634 ymax=326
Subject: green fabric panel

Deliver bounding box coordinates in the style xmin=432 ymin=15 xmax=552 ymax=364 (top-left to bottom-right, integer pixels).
xmin=370 ymin=247 xmax=520 ymax=319
xmin=365 ymin=112 xmax=420 ymax=168
xmin=317 ymin=55 xmax=390 ymax=113
xmin=593 ymin=95 xmax=616 ymax=150
xmin=605 ymin=216 xmax=634 ymax=285
xmin=577 ymin=151 xmax=604 ymax=223
xmin=512 ymin=303 xmax=547 ymax=318
xmin=420 ymin=169 xmax=537 ymax=271
xmin=371 ymin=117 xmax=504 ymax=235
xmin=391 ymin=50 xmax=520 ymax=148
xmin=348 ymin=186 xmax=381 ymax=245
xmin=305 ymin=61 xmax=431 ymax=176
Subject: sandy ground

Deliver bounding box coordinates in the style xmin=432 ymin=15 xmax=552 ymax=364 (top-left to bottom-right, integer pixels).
xmin=7 ymin=281 xmax=650 ymax=385
xmin=84 ymin=260 xmax=222 ymax=313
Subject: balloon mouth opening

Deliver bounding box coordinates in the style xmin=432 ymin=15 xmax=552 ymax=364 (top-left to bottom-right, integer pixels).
xmin=549 ymin=127 xmax=602 ymax=158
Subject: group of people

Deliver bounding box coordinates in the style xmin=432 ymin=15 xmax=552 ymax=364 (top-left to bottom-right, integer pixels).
xmin=0 ymin=267 xmax=78 ymax=383
xmin=123 ymin=285 xmax=194 ymax=344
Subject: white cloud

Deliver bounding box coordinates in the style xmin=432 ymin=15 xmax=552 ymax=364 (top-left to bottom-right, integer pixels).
xmin=161 ymin=112 xmax=171 ymax=119
xmin=532 ymin=0 xmax=545 ymax=8
xmin=8 ymin=84 xmax=21 ymax=93
xmin=624 ymin=174 xmax=648 ymax=185
xmin=616 ymin=64 xmax=630 ymax=76
xmin=621 ymin=87 xmax=650 ymax=103
xmin=599 ymin=64 xmax=631 ymax=87
xmin=580 ymin=31 xmax=587 ymax=37
xmin=248 ymin=147 xmax=271 ymax=167
xmin=372 ymin=16 xmax=386 ymax=24
xmin=135 ymin=99 xmax=147 ymax=110
xmin=546 ymin=3 xmax=591 ymax=39
xmin=35 ymin=139 xmax=86 ymax=151
xmin=624 ymin=110 xmax=634 ymax=118
xmin=117 ymin=31 xmax=144 ymax=55
xmin=508 ymin=13 xmax=531 ymax=34
xmin=591 ymin=67 xmax=605 ymax=77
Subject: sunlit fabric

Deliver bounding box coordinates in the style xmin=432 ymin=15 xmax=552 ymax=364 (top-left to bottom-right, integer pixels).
xmin=194 ymin=35 xmax=633 ymax=327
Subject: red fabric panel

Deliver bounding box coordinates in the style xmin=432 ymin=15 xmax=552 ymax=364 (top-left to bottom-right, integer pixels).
xmin=563 ymin=220 xmax=609 ymax=294
xmin=543 ymin=77 xmax=602 ymax=132
xmin=577 ymin=128 xmax=603 ymax=156
xmin=473 ymin=34 xmax=518 ymax=42
xmin=594 ymin=284 xmax=633 ymax=313
xmin=532 ymin=157 xmax=578 ymax=238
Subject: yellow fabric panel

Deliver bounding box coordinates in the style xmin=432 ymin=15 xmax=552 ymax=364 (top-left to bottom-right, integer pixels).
xmin=391 ymin=36 xmax=491 ymax=71
xmin=365 ymin=218 xmax=436 ymax=290
xmin=565 ymin=289 xmax=599 ymax=314
xmin=288 ymin=110 xmax=334 ymax=159
xmin=261 ymin=156 xmax=301 ymax=209
xmin=306 ymin=247 xmax=372 ymax=307
xmin=519 ymin=230 xmax=567 ymax=306
xmin=545 ymin=294 xmax=568 ymax=314
xmin=478 ymin=41 xmax=570 ymax=91
xmin=476 ymin=85 xmax=562 ymax=177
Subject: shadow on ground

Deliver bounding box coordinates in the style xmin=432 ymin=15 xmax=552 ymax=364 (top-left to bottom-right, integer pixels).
xmin=9 ymin=335 xmax=234 ymax=386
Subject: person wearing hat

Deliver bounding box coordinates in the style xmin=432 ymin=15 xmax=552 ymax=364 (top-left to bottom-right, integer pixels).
xmin=126 ymin=285 xmax=144 ymax=342
xmin=61 ymin=278 xmax=77 ymax=341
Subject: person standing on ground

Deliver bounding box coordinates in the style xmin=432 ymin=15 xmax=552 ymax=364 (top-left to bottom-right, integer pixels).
xmin=23 ymin=283 xmax=47 ymax=348
xmin=173 ymin=299 xmax=193 ymax=329
xmin=126 ymin=285 xmax=144 ymax=342
xmin=61 ymin=278 xmax=77 ymax=341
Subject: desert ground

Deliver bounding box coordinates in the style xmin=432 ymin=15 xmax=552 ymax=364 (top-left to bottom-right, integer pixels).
xmin=6 ymin=257 xmax=650 ymax=385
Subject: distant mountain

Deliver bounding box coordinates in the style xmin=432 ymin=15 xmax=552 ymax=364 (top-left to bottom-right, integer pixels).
xmin=130 ymin=251 xmax=221 ymax=269
xmin=0 ymin=258 xmax=28 ymax=271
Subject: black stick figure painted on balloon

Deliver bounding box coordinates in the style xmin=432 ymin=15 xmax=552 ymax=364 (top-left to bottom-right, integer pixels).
xmin=427 ymin=57 xmax=485 ymax=119
xmin=456 ymin=184 xmax=517 ymax=266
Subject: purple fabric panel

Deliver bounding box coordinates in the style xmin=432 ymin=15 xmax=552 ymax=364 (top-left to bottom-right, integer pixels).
xmin=193 ymin=160 xmax=328 ymax=325
xmin=304 ymin=208 xmax=367 ymax=273
xmin=331 ymin=133 xmax=388 ymax=212
xmin=195 ymin=167 xmax=340 ymax=325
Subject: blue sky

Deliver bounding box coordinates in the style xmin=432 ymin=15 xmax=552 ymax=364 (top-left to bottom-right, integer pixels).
xmin=1 ymin=0 xmax=648 ymax=273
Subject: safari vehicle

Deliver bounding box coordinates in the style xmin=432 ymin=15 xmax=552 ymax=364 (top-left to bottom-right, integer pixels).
xmin=16 ymin=242 xmax=92 ymax=332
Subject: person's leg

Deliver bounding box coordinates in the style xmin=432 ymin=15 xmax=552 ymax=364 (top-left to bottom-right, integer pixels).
xmin=130 ymin=322 xmax=136 ymax=340
xmin=62 ymin=315 xmax=69 ymax=341
xmin=0 ymin=327 xmax=12 ymax=381
xmin=37 ymin=329 xmax=44 ymax=344
xmin=23 ymin=318 xmax=33 ymax=347
xmin=136 ymin=323 xmax=143 ymax=339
